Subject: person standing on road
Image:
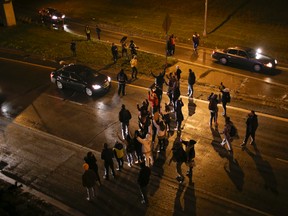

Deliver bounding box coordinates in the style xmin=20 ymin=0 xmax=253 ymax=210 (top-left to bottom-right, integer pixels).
xmin=70 ymin=40 xmax=76 ymax=57
xmin=113 ymin=141 xmax=125 ymax=171
xmin=151 ymin=69 xmax=166 ymax=90
xmin=187 ymin=69 xmax=196 ymax=98
xmin=220 ymin=117 xmax=233 ymax=152
xmin=175 ymin=65 xmax=182 ymax=81
xmin=111 ymin=43 xmax=118 ymax=63
xmin=241 ymin=110 xmax=258 ymax=146
xmin=84 ymin=151 xmax=101 ymax=185
xmin=129 ymin=40 xmax=138 ymax=57
xmin=220 ymin=86 xmax=231 ymax=116
xmin=208 ymin=93 xmax=219 ymax=127
xmin=130 ymin=55 xmax=138 ymax=79
xmin=121 ymin=40 xmax=128 ymax=58
xmin=174 ymin=98 xmax=184 ymax=131
xmin=192 ymin=32 xmax=200 ymax=53
xmin=101 ymin=143 xmax=116 ymax=180
xmin=136 ymin=131 xmax=154 ymax=167
xmin=116 ymin=69 xmax=128 ymax=96
xmin=170 ymin=140 xmax=187 ymax=183
xmin=137 ymin=162 xmax=151 ymax=205
xmin=181 ymin=139 xmax=196 ymax=177
xmin=119 ymin=104 xmax=132 ymax=139
xmin=95 ymin=25 xmax=101 ymax=40
xmin=82 ymin=163 xmax=99 ymax=201
xmin=85 ymin=25 xmax=91 ymax=40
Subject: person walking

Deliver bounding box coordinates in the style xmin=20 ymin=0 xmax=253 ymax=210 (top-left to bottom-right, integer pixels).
xmin=181 ymin=139 xmax=196 ymax=176
xmin=82 ymin=163 xmax=99 ymax=201
xmin=187 ymin=69 xmax=196 ymax=98
xmin=85 ymin=25 xmax=91 ymax=40
xmin=70 ymin=40 xmax=76 ymax=57
xmin=101 ymin=143 xmax=116 ymax=180
xmin=116 ymin=69 xmax=128 ymax=96
xmin=130 ymin=55 xmax=138 ymax=79
xmin=137 ymin=162 xmax=151 ymax=205
xmin=208 ymin=93 xmax=219 ymax=127
xmin=84 ymin=151 xmax=101 ymax=185
xmin=136 ymin=131 xmax=154 ymax=167
xmin=119 ymin=104 xmax=132 ymax=139
xmin=111 ymin=43 xmax=118 ymax=63
xmin=95 ymin=25 xmax=101 ymax=40
xmin=174 ymin=98 xmax=184 ymax=131
xmin=241 ymin=110 xmax=258 ymax=146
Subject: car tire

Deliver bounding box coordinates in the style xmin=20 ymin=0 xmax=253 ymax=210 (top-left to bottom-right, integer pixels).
xmin=85 ymin=88 xmax=93 ymax=96
xmin=56 ymin=81 xmax=63 ymax=89
xmin=253 ymin=64 xmax=261 ymax=72
xmin=220 ymin=57 xmax=227 ymax=65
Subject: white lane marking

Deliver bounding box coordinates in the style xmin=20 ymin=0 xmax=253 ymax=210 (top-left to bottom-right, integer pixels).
xmin=0 ymin=57 xmax=56 ymax=70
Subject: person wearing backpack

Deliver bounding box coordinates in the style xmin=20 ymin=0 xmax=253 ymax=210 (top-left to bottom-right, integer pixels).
xmin=220 ymin=117 xmax=233 ymax=152
xmin=117 ymin=69 xmax=128 ymax=96
xmin=119 ymin=104 xmax=132 ymax=139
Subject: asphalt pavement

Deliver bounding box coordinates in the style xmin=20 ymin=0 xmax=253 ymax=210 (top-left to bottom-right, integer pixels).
xmin=0 ymin=23 xmax=288 ymax=215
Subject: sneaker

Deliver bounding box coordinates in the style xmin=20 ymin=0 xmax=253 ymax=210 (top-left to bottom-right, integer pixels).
xmin=157 ymin=149 xmax=161 ymax=153
xmin=86 ymin=197 xmax=90 ymax=201
xmin=240 ymin=142 xmax=246 ymax=147
xmin=141 ymin=200 xmax=146 ymax=204
xmin=128 ymin=163 xmax=131 ymax=167
xmin=135 ymin=160 xmax=139 ymax=164
xmin=116 ymin=168 xmax=120 ymax=171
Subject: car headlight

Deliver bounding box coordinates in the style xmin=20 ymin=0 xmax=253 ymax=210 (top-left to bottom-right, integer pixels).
xmin=265 ymin=62 xmax=273 ymax=68
xmin=92 ymin=84 xmax=101 ymax=90
xmin=108 ymin=76 xmax=111 ymax=82
xmin=275 ymin=59 xmax=278 ymax=65
xmin=52 ymin=15 xmax=58 ymax=20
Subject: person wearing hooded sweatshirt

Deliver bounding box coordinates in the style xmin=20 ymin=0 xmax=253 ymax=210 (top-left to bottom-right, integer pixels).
xmin=82 ymin=163 xmax=98 ymax=201
xmin=136 ymin=131 xmax=153 ymax=167
xmin=113 ymin=141 xmax=125 ymax=170
xmin=101 ymin=143 xmax=116 ymax=180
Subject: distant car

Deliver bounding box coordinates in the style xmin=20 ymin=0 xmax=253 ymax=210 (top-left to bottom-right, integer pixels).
xmin=39 ymin=8 xmax=65 ymax=26
xmin=212 ymin=46 xmax=277 ymax=72
xmin=50 ymin=64 xmax=111 ymax=96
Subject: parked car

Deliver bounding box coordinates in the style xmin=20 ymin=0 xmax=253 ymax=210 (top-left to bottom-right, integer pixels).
xmin=212 ymin=46 xmax=277 ymax=72
xmin=39 ymin=8 xmax=65 ymax=27
xmin=50 ymin=64 xmax=111 ymax=96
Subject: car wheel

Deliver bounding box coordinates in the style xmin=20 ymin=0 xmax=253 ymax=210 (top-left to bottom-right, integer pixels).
xmin=220 ymin=57 xmax=227 ymax=65
xmin=253 ymin=64 xmax=261 ymax=72
xmin=56 ymin=81 xmax=63 ymax=89
xmin=85 ymin=88 xmax=93 ymax=96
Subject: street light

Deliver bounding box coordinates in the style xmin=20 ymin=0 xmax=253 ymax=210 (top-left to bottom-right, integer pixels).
xmin=203 ymin=0 xmax=208 ymax=37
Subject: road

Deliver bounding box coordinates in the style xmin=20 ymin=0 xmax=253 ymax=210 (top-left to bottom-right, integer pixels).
xmin=0 ymin=57 xmax=288 ymax=215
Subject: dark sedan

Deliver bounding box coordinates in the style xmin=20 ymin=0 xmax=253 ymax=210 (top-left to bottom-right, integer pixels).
xmin=50 ymin=64 xmax=111 ymax=96
xmin=212 ymin=46 xmax=277 ymax=72
xmin=39 ymin=8 xmax=65 ymax=27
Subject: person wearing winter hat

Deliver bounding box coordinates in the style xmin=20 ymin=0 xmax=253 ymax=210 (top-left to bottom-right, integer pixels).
xmin=82 ymin=163 xmax=99 ymax=201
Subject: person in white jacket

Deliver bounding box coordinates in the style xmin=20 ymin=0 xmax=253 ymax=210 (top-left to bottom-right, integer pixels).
xmin=152 ymin=119 xmax=167 ymax=152
xmin=136 ymin=131 xmax=153 ymax=167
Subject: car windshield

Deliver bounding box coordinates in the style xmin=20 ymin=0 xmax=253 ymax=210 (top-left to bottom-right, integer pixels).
xmin=77 ymin=67 xmax=98 ymax=80
xmin=246 ymin=49 xmax=257 ymax=58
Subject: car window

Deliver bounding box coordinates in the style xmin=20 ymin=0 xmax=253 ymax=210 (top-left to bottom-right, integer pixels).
xmin=238 ymin=50 xmax=248 ymax=58
xmin=61 ymin=71 xmax=70 ymax=78
xmin=70 ymin=72 xmax=80 ymax=80
xmin=227 ymin=49 xmax=237 ymax=55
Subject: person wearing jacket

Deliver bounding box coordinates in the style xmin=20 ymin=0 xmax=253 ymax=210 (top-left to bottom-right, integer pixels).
xmin=82 ymin=163 xmax=98 ymax=201
xmin=84 ymin=151 xmax=101 ymax=185
xmin=101 ymin=143 xmax=115 ymax=180
xmin=137 ymin=162 xmax=151 ymax=204
xmin=119 ymin=104 xmax=132 ymax=139
xmin=130 ymin=55 xmax=138 ymax=79
xmin=208 ymin=93 xmax=219 ymax=127
xmin=187 ymin=69 xmax=196 ymax=98
xmin=136 ymin=131 xmax=153 ymax=167
xmin=241 ymin=110 xmax=258 ymax=146
xmin=152 ymin=119 xmax=167 ymax=152
xmin=113 ymin=141 xmax=125 ymax=170
xmin=175 ymin=98 xmax=184 ymax=131
xmin=181 ymin=139 xmax=196 ymax=176
xmin=117 ymin=69 xmax=128 ymax=96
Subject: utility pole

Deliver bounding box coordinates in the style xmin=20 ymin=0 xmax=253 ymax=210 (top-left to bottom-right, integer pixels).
xmin=203 ymin=0 xmax=208 ymax=37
